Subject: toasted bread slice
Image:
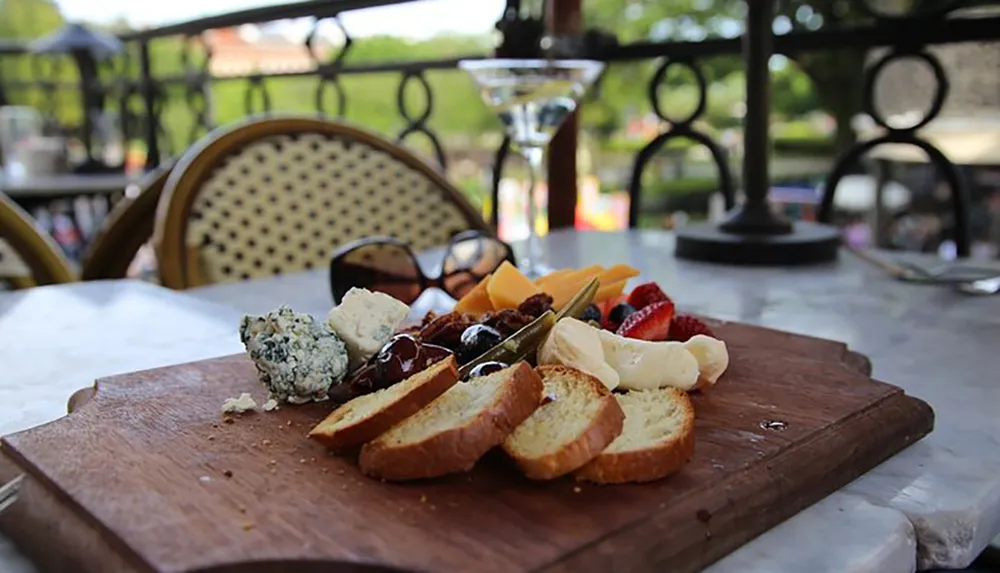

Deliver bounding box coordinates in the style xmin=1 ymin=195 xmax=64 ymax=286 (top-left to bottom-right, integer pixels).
xmin=574 ymin=388 xmax=695 ymax=484
xmin=308 ymin=357 xmax=459 ymax=451
xmin=502 ymin=365 xmax=624 ymax=480
xmin=358 ymin=361 xmax=543 ymax=481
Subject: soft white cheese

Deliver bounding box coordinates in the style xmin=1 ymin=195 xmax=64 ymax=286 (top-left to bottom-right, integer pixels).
xmin=326 ymin=287 xmax=410 ymax=370
xmin=683 ymin=334 xmax=729 ymax=387
xmin=221 ymin=392 xmax=258 ymax=414
xmin=597 ymin=329 xmax=700 ymax=391
xmin=537 ymin=318 xmax=620 ymax=390
xmin=239 ymin=306 xmax=349 ymax=404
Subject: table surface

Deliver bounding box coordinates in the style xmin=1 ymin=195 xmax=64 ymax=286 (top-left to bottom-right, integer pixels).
xmin=2 ymin=229 xmax=999 ymax=573
xmin=0 ymin=173 xmax=138 ymax=199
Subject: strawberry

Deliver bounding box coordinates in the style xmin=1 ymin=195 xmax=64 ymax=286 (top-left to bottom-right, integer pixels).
xmin=668 ymin=315 xmax=714 ymax=342
xmin=616 ymin=300 xmax=675 ymax=341
xmin=626 ymin=282 xmax=672 ymax=311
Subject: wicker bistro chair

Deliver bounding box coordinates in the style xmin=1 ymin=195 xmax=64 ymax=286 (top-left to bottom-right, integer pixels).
xmin=80 ymin=161 xmax=174 ymax=281
xmin=153 ymin=116 xmax=494 ymax=290
xmin=0 ymin=192 xmax=76 ymax=289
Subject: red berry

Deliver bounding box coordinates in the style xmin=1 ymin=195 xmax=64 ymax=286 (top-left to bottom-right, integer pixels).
xmin=626 ymin=282 xmax=672 ymax=311
xmin=668 ymin=315 xmax=714 ymax=342
xmin=616 ymin=300 xmax=675 ymax=341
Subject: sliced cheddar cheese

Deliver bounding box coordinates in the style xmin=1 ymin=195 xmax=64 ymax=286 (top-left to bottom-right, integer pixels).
xmin=534 ymin=268 xmax=574 ymax=287
xmin=454 ymin=273 xmax=494 ymax=316
xmin=598 ymin=264 xmax=640 ymax=285
xmin=593 ymin=278 xmax=628 ymax=304
xmin=487 ymin=261 xmax=540 ymax=310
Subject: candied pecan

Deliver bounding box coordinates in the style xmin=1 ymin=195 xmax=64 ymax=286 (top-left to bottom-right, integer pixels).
xmin=479 ymin=309 xmax=533 ymax=337
xmin=517 ymin=293 xmax=554 ymax=318
xmin=419 ymin=311 xmax=476 ymax=350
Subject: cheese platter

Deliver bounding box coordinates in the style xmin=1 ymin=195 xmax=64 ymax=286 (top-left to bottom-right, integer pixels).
xmin=0 ymin=262 xmax=934 ymax=573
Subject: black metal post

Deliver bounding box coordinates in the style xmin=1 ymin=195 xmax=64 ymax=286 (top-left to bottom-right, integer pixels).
xmin=139 ymin=40 xmax=160 ymax=169
xmin=672 ymin=0 xmax=841 ymax=265
xmin=719 ymin=1 xmax=790 ymax=235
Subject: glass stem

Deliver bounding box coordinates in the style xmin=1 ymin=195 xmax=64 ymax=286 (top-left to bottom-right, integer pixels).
xmin=522 ymin=145 xmax=545 ymax=277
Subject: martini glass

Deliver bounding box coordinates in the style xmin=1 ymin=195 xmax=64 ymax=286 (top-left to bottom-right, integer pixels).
xmin=458 ymin=58 xmax=604 ymax=278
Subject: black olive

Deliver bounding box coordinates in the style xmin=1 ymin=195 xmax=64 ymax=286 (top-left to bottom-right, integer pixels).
xmin=458 ymin=324 xmax=504 ymax=364
xmin=609 ymin=303 xmax=637 ymax=325
xmin=467 ymin=361 xmax=509 ymax=378
xmin=374 ymin=334 xmax=422 ymax=387
xmin=580 ymin=304 xmax=602 ymax=322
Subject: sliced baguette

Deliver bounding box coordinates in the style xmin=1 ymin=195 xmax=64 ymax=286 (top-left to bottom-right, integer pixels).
xmin=502 ymin=365 xmax=624 ymax=480
xmin=308 ymin=356 xmax=459 ymax=451
xmin=574 ymin=388 xmax=695 ymax=484
xmin=359 ymin=361 xmax=543 ymax=481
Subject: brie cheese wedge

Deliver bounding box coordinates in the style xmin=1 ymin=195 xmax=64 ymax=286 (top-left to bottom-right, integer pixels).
xmin=683 ymin=334 xmax=729 ymax=388
xmin=537 ymin=318 xmax=620 ymax=390
xmin=596 ymin=329 xmax=700 ymax=391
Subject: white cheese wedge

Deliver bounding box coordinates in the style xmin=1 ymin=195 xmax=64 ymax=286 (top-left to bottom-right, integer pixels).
xmin=327 ymin=287 xmax=410 ymax=370
xmin=537 ymin=318 xmax=620 ymax=390
xmin=596 ymin=329 xmax=700 ymax=391
xmin=684 ymin=334 xmax=729 ymax=388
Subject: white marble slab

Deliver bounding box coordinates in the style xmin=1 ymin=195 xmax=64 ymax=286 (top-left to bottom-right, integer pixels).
xmin=186 ymin=229 xmax=1000 ymax=572
xmin=0 ymin=280 xmax=244 ymax=573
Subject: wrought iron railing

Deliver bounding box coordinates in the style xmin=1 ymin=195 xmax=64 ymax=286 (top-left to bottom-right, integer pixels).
xmin=1 ymin=0 xmax=999 ymax=257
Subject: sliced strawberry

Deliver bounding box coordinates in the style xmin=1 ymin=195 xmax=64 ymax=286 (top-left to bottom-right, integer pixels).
xmin=616 ymin=300 xmax=675 ymax=341
xmin=626 ymin=282 xmax=672 ymax=311
xmin=668 ymin=315 xmax=714 ymax=342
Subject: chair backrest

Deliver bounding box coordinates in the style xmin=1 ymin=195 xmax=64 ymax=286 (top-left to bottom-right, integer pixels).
xmin=153 ymin=115 xmax=493 ymax=289
xmin=81 ymin=160 xmax=174 ymax=281
xmin=0 ymin=192 xmax=75 ymax=288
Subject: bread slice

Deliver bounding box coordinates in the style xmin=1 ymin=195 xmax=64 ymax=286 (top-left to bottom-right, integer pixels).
xmin=308 ymin=357 xmax=459 ymax=451
xmin=502 ymin=365 xmax=624 ymax=480
xmin=574 ymin=388 xmax=695 ymax=484
xmin=358 ymin=361 xmax=543 ymax=481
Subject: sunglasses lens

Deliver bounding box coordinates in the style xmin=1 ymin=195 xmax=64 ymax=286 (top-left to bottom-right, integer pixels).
xmin=442 ymin=235 xmax=512 ymax=299
xmin=331 ymin=242 xmax=422 ymax=305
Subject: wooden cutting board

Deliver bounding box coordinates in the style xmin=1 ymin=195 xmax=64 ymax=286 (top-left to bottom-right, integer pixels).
xmin=0 ymin=319 xmax=933 ymax=573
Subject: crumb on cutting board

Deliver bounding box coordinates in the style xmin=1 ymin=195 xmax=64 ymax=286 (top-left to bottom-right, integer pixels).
xmin=221 ymin=393 xmax=258 ymax=414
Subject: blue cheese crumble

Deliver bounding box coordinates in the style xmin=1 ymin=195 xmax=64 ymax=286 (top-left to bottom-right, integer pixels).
xmin=239 ymin=306 xmax=349 ymax=404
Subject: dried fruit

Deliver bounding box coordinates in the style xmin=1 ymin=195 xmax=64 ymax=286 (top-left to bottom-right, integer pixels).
xmin=480 ymin=309 xmax=534 ymax=337
xmin=518 ymin=293 xmax=554 ymax=318
xmin=668 ymin=315 xmax=714 ymax=342
xmin=626 ymin=282 xmax=672 ymax=311
xmin=419 ymin=312 xmax=476 ymax=348
xmin=616 ymin=301 xmax=675 ymax=341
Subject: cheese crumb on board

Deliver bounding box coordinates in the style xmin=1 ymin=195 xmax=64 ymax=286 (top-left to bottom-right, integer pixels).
xmin=220 ymin=392 xmax=258 ymax=414
xmin=239 ymin=306 xmax=349 ymax=404
xmin=262 ymin=399 xmax=279 ymax=412
xmin=327 ymin=287 xmax=409 ymax=370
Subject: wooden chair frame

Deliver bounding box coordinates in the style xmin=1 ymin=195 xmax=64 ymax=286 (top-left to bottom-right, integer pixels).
xmin=153 ymin=114 xmax=494 ymax=290
xmin=81 ymin=160 xmax=174 ymax=281
xmin=0 ymin=192 xmax=76 ymax=287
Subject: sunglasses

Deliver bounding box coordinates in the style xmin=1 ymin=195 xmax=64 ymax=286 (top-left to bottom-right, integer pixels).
xmin=329 ymin=230 xmax=516 ymax=305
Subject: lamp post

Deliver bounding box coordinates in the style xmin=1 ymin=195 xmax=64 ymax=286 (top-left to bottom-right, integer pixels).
xmin=672 ymin=2 xmax=842 ymax=265
xmin=30 ymin=23 xmax=124 ymax=173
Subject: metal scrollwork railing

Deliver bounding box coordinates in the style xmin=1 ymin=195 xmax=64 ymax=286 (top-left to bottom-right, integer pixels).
xmin=817 ymin=0 xmax=971 ymax=256
xmin=627 ymin=57 xmax=736 ymax=228
xmin=181 ymin=33 xmax=215 ymax=144
xmin=244 ymin=74 xmax=272 ymax=115
xmin=310 ymin=16 xmax=351 ymax=118
xmin=396 ymin=69 xmax=446 ymax=170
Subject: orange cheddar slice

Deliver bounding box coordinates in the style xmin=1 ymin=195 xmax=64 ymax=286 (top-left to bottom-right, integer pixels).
xmin=487 ymin=261 xmax=540 ymax=310
xmin=597 ymin=264 xmax=640 ymax=285
xmin=454 ymin=273 xmax=494 ymax=316
xmin=533 ymin=268 xmax=574 ymax=287
xmin=593 ymin=278 xmax=628 ymax=304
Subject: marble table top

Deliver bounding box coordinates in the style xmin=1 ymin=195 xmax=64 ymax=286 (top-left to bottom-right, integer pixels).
xmin=191 ymin=229 xmax=1000 ymax=573
xmin=1 ymin=230 xmax=997 ymax=573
